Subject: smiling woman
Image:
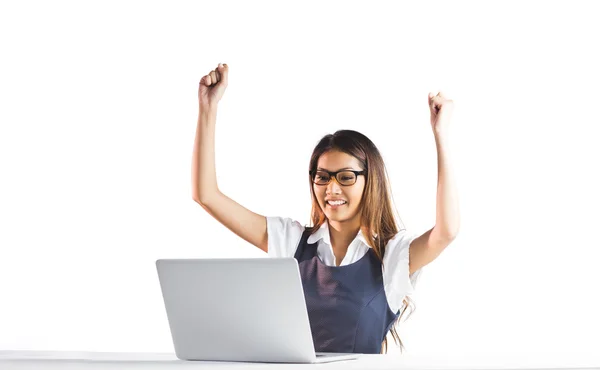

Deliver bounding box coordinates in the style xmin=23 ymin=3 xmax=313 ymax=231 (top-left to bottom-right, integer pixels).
xmin=297 ymin=130 xmax=419 ymax=353
xmin=192 ymin=63 xmax=458 ymax=355
xmin=310 ymin=153 xmax=367 ymax=230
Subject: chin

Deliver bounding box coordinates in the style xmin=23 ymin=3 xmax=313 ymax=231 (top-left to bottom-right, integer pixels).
xmin=326 ymin=210 xmax=360 ymax=223
xmin=321 ymin=205 xmax=355 ymax=223
xmin=325 ymin=213 xmax=349 ymax=223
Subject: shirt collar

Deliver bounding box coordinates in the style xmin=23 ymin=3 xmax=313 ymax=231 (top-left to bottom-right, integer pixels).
xmin=307 ymin=221 xmax=371 ymax=247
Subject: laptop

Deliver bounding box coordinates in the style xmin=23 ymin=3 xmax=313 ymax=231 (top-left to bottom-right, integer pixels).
xmin=156 ymin=258 xmax=360 ymax=363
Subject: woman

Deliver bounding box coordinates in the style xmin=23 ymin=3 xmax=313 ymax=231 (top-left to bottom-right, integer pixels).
xmin=192 ymin=63 xmax=460 ymax=354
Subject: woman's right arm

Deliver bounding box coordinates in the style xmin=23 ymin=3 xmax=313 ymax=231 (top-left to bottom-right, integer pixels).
xmin=192 ymin=70 xmax=268 ymax=253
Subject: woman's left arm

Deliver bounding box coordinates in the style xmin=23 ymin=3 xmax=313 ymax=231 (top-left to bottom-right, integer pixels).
xmin=408 ymin=92 xmax=460 ymax=275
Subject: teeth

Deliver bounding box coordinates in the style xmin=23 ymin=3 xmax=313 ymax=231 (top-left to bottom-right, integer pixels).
xmin=327 ymin=200 xmax=346 ymax=206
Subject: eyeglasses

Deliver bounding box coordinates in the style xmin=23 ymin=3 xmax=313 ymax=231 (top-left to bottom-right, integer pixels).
xmin=310 ymin=169 xmax=365 ymax=186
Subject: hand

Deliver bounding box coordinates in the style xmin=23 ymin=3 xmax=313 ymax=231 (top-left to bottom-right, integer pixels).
xmin=428 ymin=91 xmax=454 ymax=134
xmin=199 ymin=63 xmax=229 ymax=110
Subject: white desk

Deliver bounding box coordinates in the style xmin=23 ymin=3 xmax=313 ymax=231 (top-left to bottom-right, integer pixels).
xmin=1 ymin=351 xmax=599 ymax=370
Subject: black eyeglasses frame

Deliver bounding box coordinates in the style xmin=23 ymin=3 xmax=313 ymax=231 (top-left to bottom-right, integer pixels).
xmin=309 ymin=169 xmax=366 ymax=186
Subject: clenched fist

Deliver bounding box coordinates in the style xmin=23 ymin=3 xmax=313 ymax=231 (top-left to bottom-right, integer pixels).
xmin=199 ymin=63 xmax=229 ymax=110
xmin=428 ymin=91 xmax=454 ymax=134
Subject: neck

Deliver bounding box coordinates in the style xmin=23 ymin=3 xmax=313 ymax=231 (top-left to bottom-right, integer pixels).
xmin=327 ymin=216 xmax=361 ymax=252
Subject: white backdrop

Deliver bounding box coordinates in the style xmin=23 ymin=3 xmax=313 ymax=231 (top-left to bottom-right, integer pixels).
xmin=1 ymin=0 xmax=598 ymax=358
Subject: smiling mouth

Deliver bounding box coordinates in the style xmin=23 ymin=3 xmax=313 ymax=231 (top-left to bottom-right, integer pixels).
xmin=326 ymin=200 xmax=347 ymax=206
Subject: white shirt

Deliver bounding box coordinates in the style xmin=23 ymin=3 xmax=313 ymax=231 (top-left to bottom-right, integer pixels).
xmin=266 ymin=216 xmax=423 ymax=313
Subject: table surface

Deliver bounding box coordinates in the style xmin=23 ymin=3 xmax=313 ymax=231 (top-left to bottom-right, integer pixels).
xmin=1 ymin=350 xmax=599 ymax=370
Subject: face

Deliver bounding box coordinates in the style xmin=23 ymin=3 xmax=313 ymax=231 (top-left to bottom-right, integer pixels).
xmin=313 ymin=150 xmax=366 ymax=225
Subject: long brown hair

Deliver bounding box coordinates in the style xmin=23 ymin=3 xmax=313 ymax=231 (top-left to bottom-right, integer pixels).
xmin=306 ymin=129 xmax=416 ymax=354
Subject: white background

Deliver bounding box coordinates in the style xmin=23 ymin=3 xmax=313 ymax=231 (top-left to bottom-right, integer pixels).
xmin=1 ymin=0 xmax=598 ymax=358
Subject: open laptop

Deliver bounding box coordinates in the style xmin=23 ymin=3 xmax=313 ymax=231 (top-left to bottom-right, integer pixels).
xmin=156 ymin=258 xmax=360 ymax=363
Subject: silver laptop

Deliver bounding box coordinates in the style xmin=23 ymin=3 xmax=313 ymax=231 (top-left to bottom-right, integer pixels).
xmin=156 ymin=258 xmax=360 ymax=363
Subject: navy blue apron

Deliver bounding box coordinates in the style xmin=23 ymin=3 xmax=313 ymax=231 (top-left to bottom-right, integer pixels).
xmin=293 ymin=227 xmax=400 ymax=354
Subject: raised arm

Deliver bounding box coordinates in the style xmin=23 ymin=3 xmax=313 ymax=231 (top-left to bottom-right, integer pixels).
xmin=192 ymin=64 xmax=268 ymax=253
xmin=408 ymin=92 xmax=459 ymax=274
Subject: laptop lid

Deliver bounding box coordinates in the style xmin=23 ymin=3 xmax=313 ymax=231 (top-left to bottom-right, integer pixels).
xmin=156 ymin=258 xmax=320 ymax=363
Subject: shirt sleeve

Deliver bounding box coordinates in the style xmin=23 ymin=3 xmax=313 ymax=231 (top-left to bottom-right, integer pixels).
xmin=382 ymin=230 xmax=424 ymax=313
xmin=266 ymin=216 xmax=305 ymax=258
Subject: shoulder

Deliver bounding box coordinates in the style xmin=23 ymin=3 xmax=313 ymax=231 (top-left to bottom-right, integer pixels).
xmin=382 ymin=229 xmax=415 ymax=263
xmin=266 ymin=216 xmax=308 ymax=258
xmin=382 ymin=229 xmax=424 ymax=310
xmin=266 ymin=216 xmax=307 ymax=238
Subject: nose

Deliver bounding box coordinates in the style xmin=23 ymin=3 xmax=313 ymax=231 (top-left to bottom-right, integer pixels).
xmin=326 ymin=177 xmax=342 ymax=194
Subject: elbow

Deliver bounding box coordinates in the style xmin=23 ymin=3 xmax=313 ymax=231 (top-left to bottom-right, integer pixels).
xmin=193 ymin=190 xmax=217 ymax=207
xmin=192 ymin=190 xmax=201 ymax=204
xmin=193 ymin=197 xmax=211 ymax=213
xmin=192 ymin=195 xmax=206 ymax=206
xmin=432 ymin=225 xmax=458 ymax=242
xmin=444 ymin=229 xmax=459 ymax=241
xmin=192 ymin=189 xmax=206 ymax=206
